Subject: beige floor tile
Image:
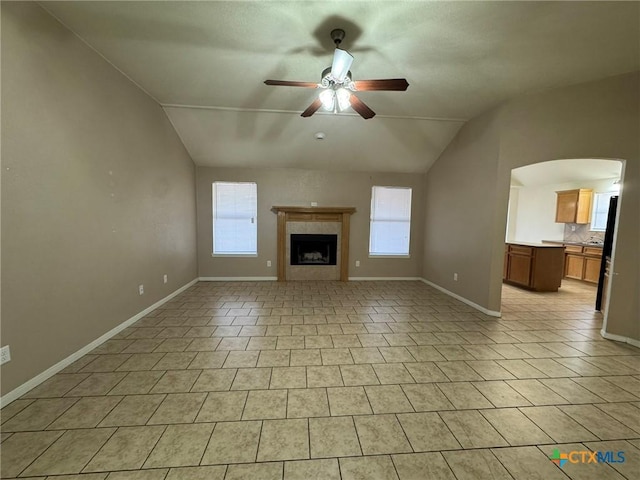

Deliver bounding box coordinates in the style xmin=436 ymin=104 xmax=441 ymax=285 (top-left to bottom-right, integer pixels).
xmin=223 ymin=350 xmax=260 ymax=368
xmin=594 ymin=402 xmax=640 ymax=434
xmin=321 ymin=348 xmax=354 ymax=365
xmin=572 ymin=377 xmax=640 ymax=402
xmin=22 ymin=428 xmax=114 ymax=476
xmin=583 ymin=440 xmax=640 ymax=479
xmin=541 ymin=377 xmax=607 ymax=403
xmin=0 ymin=431 xmax=63 ymax=478
xmin=401 ymin=384 xmax=455 ymax=411
xmin=166 ymin=465 xmax=227 ymax=480
xmin=270 ymin=366 xmax=307 ymax=389
xmin=491 ymin=446 xmax=568 ymax=480
xmin=147 ymin=392 xmax=207 ymax=424
xmin=287 ymin=388 xmax=329 ymax=418
xmin=340 ymin=364 xmax=380 ymax=386
xmin=196 ymin=390 xmax=248 ymax=422
xmin=602 ymin=375 xmax=640 ymax=397
xmin=80 ymin=354 xmax=132 ymax=373
xmin=153 ymin=338 xmax=193 ymax=352
xmin=442 ymin=449 xmax=512 ymax=480
xmin=481 ymin=408 xmax=553 ymax=446
xmin=201 ymin=420 xmax=262 ymax=465
xmin=290 ymin=349 xmax=322 ymax=366
xmin=305 ymin=335 xmax=334 ymax=349
xmin=66 ymin=372 xmax=128 ymax=396
xmin=506 ymin=379 xmax=570 ymax=405
xmin=144 ymin=423 xmax=215 ymax=468
xmin=257 ymin=350 xmax=291 ymax=367
xmin=187 ymin=351 xmax=227 ymax=369
xmin=309 ymin=416 xmax=362 ymax=458
xmin=327 ymin=386 xmax=372 ymax=416
xmin=246 ymin=336 xmax=276 ymax=349
xmin=106 ymin=469 xmax=169 ymax=480
xmin=257 ymin=418 xmax=309 ymax=461
xmin=83 ymin=425 xmax=165 ymax=472
xmin=1 ymin=397 xmax=78 ymax=432
xmin=47 ymin=396 xmax=122 ymax=429
xmin=497 ymin=359 xmax=547 ymax=379
xmin=152 ymin=352 xmax=197 ymax=370
xmin=466 ymin=360 xmax=515 ymax=380
xmin=108 ymin=371 xmax=165 ymax=395
xmin=46 ymin=473 xmax=108 ymax=480
xmin=340 ymin=455 xmax=399 ymax=480
xmin=191 ymin=368 xmax=236 ymax=391
xmin=358 ymin=334 xmax=389 ymax=347
xmin=404 ymin=362 xmax=448 ymax=383
xmin=519 ymin=406 xmax=599 ymax=443
xmin=436 ymin=361 xmax=484 ymax=382
xmin=22 ymin=373 xmax=89 ymax=398
xmin=435 ymin=345 xmax=476 ymax=361
xmin=365 ymin=385 xmax=414 ymax=414
xmin=331 ymin=334 xmax=362 ymax=348
xmin=372 ymin=363 xmax=415 ymax=384
xmin=149 ymin=370 xmax=201 ymax=393
xmin=354 ymin=414 xmax=412 ymax=455
xmin=406 ymin=345 xmax=446 ymax=362
xmin=472 ymin=380 xmax=531 ymax=407
xmin=392 ymin=452 xmax=457 ymax=480
xmin=231 ymin=368 xmax=272 ymax=390
xmin=524 ymin=358 xmax=578 ymax=378
xmin=116 ymin=353 xmax=165 ymax=371
xmin=0 ymin=398 xmax=35 ymax=423
xmin=397 ymin=412 xmax=460 ymax=451
xmin=379 ymin=347 xmax=416 ymax=363
xmin=98 ymin=394 xmax=165 ymax=427
xmin=437 ymin=382 xmax=493 ymax=409
xmin=216 ymin=337 xmax=249 ymax=350
xmin=350 ymin=347 xmax=385 ymax=364
xmin=559 ymin=405 xmax=639 ymax=440
xmin=276 ymin=336 xmax=305 ymax=350
xmin=439 ymin=410 xmax=508 ymax=448
xmin=307 ymin=365 xmax=343 ymax=388
xmin=284 ymin=458 xmax=340 ymax=480
xmin=243 ymin=389 xmax=287 ymax=420
xmin=225 ymin=462 xmax=283 ymax=480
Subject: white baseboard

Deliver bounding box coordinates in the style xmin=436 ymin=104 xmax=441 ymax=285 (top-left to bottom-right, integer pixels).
xmin=419 ymin=278 xmax=502 ymax=317
xmin=198 ymin=277 xmax=278 ymax=281
xmin=0 ymin=278 xmax=199 ymax=408
xmin=600 ymin=329 xmax=640 ymax=348
xmin=348 ymin=277 xmax=422 ymax=281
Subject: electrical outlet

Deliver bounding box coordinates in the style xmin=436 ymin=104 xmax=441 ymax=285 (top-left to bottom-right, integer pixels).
xmin=355 ymin=260 xmax=360 ymax=267
xmin=311 ymin=202 xmax=318 ymax=207
xmin=163 ymin=274 xmax=168 ymax=284
xmin=138 ymin=284 xmax=144 ymax=295
xmin=453 ymin=273 xmax=458 ymax=281
xmin=0 ymin=345 xmax=11 ymax=365
xmin=267 ymin=260 xmax=272 ymax=267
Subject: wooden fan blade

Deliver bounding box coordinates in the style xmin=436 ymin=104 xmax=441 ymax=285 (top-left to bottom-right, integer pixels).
xmin=349 ymin=95 xmax=375 ymax=119
xmin=352 ymin=79 xmax=409 ymax=91
xmin=264 ymin=80 xmax=319 ymax=88
xmin=301 ymin=98 xmax=323 ymax=118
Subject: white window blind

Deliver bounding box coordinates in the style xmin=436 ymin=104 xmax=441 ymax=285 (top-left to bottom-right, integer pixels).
xmin=212 ymin=182 xmax=257 ymax=255
xmin=590 ymin=192 xmax=615 ymax=232
xmin=369 ymin=186 xmax=412 ymax=256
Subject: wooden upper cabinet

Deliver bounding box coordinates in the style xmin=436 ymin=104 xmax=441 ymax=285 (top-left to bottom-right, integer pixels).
xmin=555 ymin=189 xmax=593 ymax=224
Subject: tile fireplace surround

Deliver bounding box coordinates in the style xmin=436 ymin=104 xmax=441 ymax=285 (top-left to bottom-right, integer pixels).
xmin=271 ymin=207 xmax=356 ymax=282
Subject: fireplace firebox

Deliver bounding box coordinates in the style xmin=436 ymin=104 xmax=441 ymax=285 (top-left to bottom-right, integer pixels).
xmin=290 ymin=234 xmax=337 ymax=266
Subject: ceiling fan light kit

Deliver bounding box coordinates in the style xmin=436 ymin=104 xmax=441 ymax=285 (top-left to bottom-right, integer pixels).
xmin=264 ymin=28 xmax=409 ymax=119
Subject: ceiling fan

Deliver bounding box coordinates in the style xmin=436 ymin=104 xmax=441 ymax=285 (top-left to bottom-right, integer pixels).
xmin=264 ymin=29 xmax=409 ymax=119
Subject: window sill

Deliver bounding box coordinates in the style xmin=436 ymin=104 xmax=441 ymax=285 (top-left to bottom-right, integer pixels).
xmin=368 ymin=254 xmax=411 ymax=259
xmin=211 ymin=253 xmax=258 ymax=257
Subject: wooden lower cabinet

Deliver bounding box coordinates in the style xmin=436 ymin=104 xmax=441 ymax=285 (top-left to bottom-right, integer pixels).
xmin=565 ymin=254 xmax=585 ymax=280
xmin=583 ymin=257 xmax=601 ymax=283
xmin=504 ymin=244 xmax=564 ymax=292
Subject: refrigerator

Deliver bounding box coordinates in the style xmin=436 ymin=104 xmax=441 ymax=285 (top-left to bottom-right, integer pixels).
xmin=595 ymin=196 xmax=618 ymax=311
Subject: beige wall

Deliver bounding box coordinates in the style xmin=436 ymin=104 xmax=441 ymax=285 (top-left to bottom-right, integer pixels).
xmin=197 ymin=167 xmax=424 ymax=279
xmin=1 ymin=3 xmax=198 ymax=395
xmin=424 ymin=72 xmax=639 ymax=340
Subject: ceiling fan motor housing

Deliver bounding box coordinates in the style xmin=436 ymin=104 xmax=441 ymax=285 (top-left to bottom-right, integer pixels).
xmin=330 ymin=28 xmax=346 ymax=46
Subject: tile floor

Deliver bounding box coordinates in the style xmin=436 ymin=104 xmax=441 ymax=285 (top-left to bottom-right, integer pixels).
xmin=1 ymin=279 xmax=639 ymax=479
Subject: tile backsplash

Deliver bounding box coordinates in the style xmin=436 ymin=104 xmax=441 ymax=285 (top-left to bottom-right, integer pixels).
xmin=564 ymin=224 xmax=605 ymax=243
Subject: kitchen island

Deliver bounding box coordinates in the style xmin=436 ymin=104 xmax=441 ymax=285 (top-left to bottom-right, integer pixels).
xmin=503 ymin=242 xmax=565 ymax=292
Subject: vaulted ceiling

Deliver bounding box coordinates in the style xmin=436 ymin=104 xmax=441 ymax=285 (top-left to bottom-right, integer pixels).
xmin=42 ymin=1 xmax=639 ymax=173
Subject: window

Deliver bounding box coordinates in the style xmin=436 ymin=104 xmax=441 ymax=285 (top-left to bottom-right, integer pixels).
xmin=369 ymin=186 xmax=412 ymax=256
xmin=212 ymin=182 xmax=257 ymax=255
xmin=590 ymin=191 xmax=616 ymax=231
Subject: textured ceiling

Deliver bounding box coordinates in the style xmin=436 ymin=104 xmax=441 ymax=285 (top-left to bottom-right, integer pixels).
xmin=42 ymin=1 xmax=640 ymax=173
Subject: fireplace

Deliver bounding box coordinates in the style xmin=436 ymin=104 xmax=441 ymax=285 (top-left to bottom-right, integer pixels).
xmin=290 ymin=234 xmax=337 ymax=266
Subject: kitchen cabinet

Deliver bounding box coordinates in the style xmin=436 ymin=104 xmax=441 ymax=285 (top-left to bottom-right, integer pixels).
xmin=561 ymin=245 xmax=603 ymax=283
xmin=565 ymin=254 xmax=585 ymax=280
xmin=555 ymin=189 xmax=593 ymax=224
xmin=504 ymin=243 xmax=565 ymax=292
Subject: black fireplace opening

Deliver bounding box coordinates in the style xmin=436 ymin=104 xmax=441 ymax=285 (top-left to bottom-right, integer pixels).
xmin=290 ymin=234 xmax=337 ymax=266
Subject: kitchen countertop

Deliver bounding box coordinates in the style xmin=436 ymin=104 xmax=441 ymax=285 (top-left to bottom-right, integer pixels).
xmin=507 ymin=241 xmax=565 ymax=248
xmin=542 ymin=240 xmax=604 ymax=248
